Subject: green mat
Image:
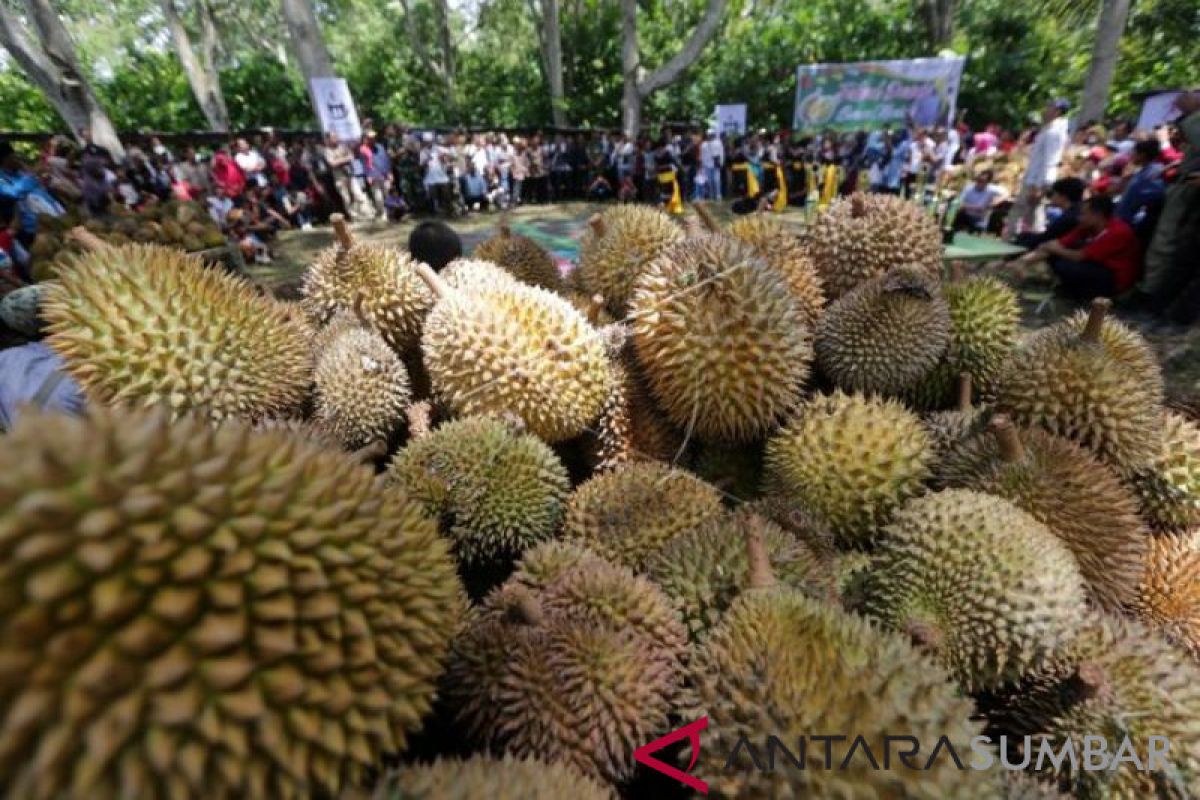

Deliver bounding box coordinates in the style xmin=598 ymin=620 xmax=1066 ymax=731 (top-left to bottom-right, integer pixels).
xmin=943 ymin=232 xmax=1026 ymax=263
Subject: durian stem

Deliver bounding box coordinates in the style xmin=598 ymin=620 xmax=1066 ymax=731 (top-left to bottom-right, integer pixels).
xmin=693 ymin=202 xmax=720 ymax=234
xmin=331 ymin=214 xmax=354 ymax=251
xmin=413 ymin=261 xmax=449 ymax=300
xmin=351 ymin=293 xmax=372 ymax=329
xmin=1081 ymin=298 xmax=1111 ymax=343
xmin=68 ymin=226 xmax=115 ymax=253
xmin=989 ymin=415 xmax=1026 ymax=463
xmin=498 ymin=219 xmax=512 ymax=238
xmin=850 ymin=193 xmax=868 ymax=219
xmin=585 ymin=294 xmax=607 ymax=326
xmin=506 ymin=589 xmax=545 ymax=626
xmin=406 ymin=400 xmax=433 ymax=440
xmin=956 ymin=373 xmax=973 ymax=412
xmin=903 ymin=619 xmax=944 ymax=652
xmin=745 ymin=521 xmax=777 ymax=590
xmin=350 ymin=440 xmax=387 ymax=465
xmin=587 ymin=214 xmax=606 ymax=239
xmin=949 ymin=261 xmax=966 ymax=283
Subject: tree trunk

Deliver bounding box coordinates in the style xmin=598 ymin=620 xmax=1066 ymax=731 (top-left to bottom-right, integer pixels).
xmin=278 ymin=0 xmax=335 ymax=118
xmin=620 ymin=0 xmax=728 ymax=136
xmin=400 ymin=0 xmax=457 ymax=114
xmin=541 ymin=0 xmax=567 ymax=127
xmin=918 ymin=0 xmax=956 ymax=49
xmin=433 ymin=0 xmax=457 ymax=112
xmin=161 ymin=0 xmax=229 ymax=131
xmin=0 ymin=0 xmax=124 ymax=158
xmin=1077 ymin=0 xmax=1132 ymax=127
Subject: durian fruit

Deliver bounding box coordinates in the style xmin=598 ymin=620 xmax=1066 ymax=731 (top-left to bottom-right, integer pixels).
xmin=0 ymin=406 xmax=465 ymax=799
xmin=910 ymin=275 xmax=1020 ymax=409
xmin=630 ymin=233 xmax=813 ymax=442
xmin=803 ymin=192 xmax=942 ymax=300
xmin=385 ymin=415 xmax=570 ymax=569
xmin=43 ymin=242 xmax=311 ymax=422
xmin=646 ymin=508 xmax=836 ymax=641
xmin=313 ymin=326 xmax=411 ymax=449
xmin=576 ymin=205 xmax=684 ymax=315
xmin=1124 ymin=411 xmax=1200 ymax=532
xmin=472 ymin=223 xmax=562 ymax=290
xmin=563 ymin=462 xmax=724 ymax=571
xmin=764 ymin=391 xmax=933 ymax=546
xmin=367 ymin=755 xmax=615 ymax=800
xmin=301 ymin=215 xmax=434 ymax=351
xmin=997 ymin=616 xmax=1200 ymax=798
xmin=728 ymin=214 xmax=825 ymax=326
xmin=922 ymin=372 xmax=990 ymax=456
xmin=564 ymin=290 xmax=615 ymax=327
xmin=416 ymin=265 xmax=612 ymax=443
xmin=936 ymin=416 xmax=1148 ymax=611
xmin=585 ymin=354 xmax=683 ymax=472
xmin=859 ymin=489 xmax=1088 ymax=691
xmin=444 ymin=543 xmax=686 ymax=785
xmin=440 ymin=257 xmax=521 ymax=292
xmin=815 ymin=264 xmax=950 ymax=396
xmin=997 ymin=299 xmax=1163 ymax=469
xmin=161 ymin=219 xmax=185 ymax=244
xmin=686 ymin=439 xmax=765 ymax=502
xmin=1134 ymin=529 xmax=1199 ymax=659
xmin=253 ymin=415 xmax=344 ymax=451
xmin=686 ymin=535 xmax=997 ymax=799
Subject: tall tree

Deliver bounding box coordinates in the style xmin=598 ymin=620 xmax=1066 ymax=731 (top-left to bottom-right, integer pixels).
xmin=161 ymin=0 xmax=229 ymax=131
xmin=1077 ymin=0 xmax=1131 ymax=125
xmin=399 ymin=0 xmax=458 ymax=114
xmin=529 ymin=0 xmax=567 ymax=126
xmin=0 ymin=0 xmax=124 ymax=157
xmin=278 ymin=0 xmax=335 ymax=119
xmin=620 ymin=0 xmax=728 ymax=136
xmin=915 ymin=0 xmax=956 ymax=48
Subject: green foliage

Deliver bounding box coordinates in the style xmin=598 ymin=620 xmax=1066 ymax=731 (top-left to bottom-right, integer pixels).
xmin=95 ymin=50 xmax=206 ymax=131
xmin=0 ymin=68 xmax=59 ymax=131
xmin=220 ymin=55 xmax=312 ymax=129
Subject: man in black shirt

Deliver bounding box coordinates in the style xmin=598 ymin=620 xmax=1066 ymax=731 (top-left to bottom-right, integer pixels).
xmin=1013 ymin=177 xmax=1086 ymax=250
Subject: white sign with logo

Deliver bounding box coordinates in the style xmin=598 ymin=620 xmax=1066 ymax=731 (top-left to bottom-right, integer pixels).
xmin=715 ymin=104 xmax=748 ymax=135
xmin=310 ymin=77 xmax=363 ymax=142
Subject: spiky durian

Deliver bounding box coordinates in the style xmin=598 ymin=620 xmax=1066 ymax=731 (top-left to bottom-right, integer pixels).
xmin=922 ymin=373 xmax=990 ymax=455
xmin=910 ymin=275 xmax=1020 ymax=409
xmin=646 ymin=509 xmax=836 ymax=641
xmin=440 ymin=257 xmax=521 ymax=292
xmin=764 ymin=391 xmax=933 ymax=546
xmin=997 ymin=616 xmax=1200 ymax=798
xmin=367 ymin=755 xmax=615 ymax=800
xmin=585 ymin=355 xmax=683 ymax=472
xmin=312 ymin=326 xmax=410 ymax=449
xmin=804 ymin=192 xmax=942 ymax=300
xmin=472 ymin=223 xmax=562 ymax=290
xmin=728 ymin=214 xmax=825 ymax=326
xmin=444 ymin=544 xmax=686 ymax=784
xmin=562 ymin=462 xmax=724 ymax=571
xmin=253 ymin=416 xmax=344 ymax=451
xmin=860 ymin=489 xmax=1088 ymax=691
xmin=936 ymin=416 xmax=1147 ymax=611
xmin=0 ymin=406 xmax=464 ymax=800
xmin=385 ymin=416 xmax=570 ymax=568
xmin=42 ymin=243 xmax=310 ymax=422
xmin=418 ymin=268 xmax=612 ymax=443
xmin=301 ymin=216 xmax=434 ymax=351
xmin=630 ymin=234 xmax=813 ymax=442
xmin=998 ymin=300 xmax=1163 ymax=469
xmin=1134 ymin=529 xmax=1199 ymax=659
xmin=686 ymin=439 xmax=765 ymax=502
xmin=815 ymin=264 xmax=950 ymax=396
xmin=1125 ymin=411 xmax=1200 ymax=533
xmin=575 ymin=206 xmax=684 ymax=316
xmin=686 ymin=537 xmax=996 ymax=800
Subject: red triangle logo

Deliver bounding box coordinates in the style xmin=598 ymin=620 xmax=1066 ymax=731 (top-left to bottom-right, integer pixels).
xmin=633 ymin=716 xmax=709 ymax=794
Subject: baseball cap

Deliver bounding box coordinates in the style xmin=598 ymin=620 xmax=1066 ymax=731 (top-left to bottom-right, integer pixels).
xmin=1051 ymin=98 xmax=1071 ymax=113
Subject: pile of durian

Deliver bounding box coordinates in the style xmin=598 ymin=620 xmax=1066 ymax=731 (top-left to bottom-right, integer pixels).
xmin=2 ymin=198 xmax=1197 ymax=800
xmin=30 ymin=199 xmax=227 ymax=281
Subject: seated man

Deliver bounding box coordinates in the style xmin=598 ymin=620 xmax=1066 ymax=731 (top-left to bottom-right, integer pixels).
xmin=1013 ymin=177 xmax=1086 ymax=250
xmin=460 ymin=164 xmax=490 ymax=212
xmin=1114 ymin=138 xmax=1166 ymax=239
xmin=952 ymin=170 xmax=1004 ymax=233
xmin=1015 ymin=195 xmax=1141 ymax=301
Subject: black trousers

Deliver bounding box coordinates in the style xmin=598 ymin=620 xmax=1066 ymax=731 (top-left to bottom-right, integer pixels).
xmin=1049 ymin=257 xmax=1118 ymax=301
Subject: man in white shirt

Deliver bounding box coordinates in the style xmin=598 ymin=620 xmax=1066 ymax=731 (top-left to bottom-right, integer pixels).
xmin=420 ymin=133 xmax=452 ymax=215
xmin=234 ymin=138 xmax=266 ymax=187
xmin=699 ymin=130 xmax=724 ymax=200
xmin=952 ymin=169 xmax=1006 ymax=232
xmin=1005 ymin=99 xmax=1071 ymax=239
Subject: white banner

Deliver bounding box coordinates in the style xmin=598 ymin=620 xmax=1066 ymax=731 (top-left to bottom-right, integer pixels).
xmin=793 ymin=56 xmax=966 ymax=132
xmin=715 ymin=104 xmax=748 ymax=136
xmin=310 ymin=77 xmax=363 ymax=142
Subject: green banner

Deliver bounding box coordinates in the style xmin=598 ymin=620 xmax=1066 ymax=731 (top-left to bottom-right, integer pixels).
xmin=793 ymin=57 xmax=966 ymax=132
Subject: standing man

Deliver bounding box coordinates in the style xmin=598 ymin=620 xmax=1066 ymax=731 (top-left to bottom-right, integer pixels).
xmin=1004 ymin=99 xmax=1071 ymax=240
xmin=365 ymin=131 xmax=391 ymax=220
xmin=321 ymin=132 xmax=355 ymax=217
xmin=699 ymin=129 xmax=725 ymax=200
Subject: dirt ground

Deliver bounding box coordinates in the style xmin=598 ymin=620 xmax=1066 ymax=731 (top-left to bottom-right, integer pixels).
xmin=247 ymin=201 xmax=1200 ymax=408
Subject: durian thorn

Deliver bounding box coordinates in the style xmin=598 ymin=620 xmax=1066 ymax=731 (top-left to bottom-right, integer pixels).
xmin=598 ymin=322 xmax=629 ymax=357
xmin=350 ymin=440 xmax=387 ymax=465
xmin=849 ymin=193 xmax=868 ymax=219
xmin=412 ymin=261 xmax=449 ymax=300
xmin=68 ymin=226 xmax=114 ymax=253
xmin=956 ymin=373 xmax=973 ymax=412
xmin=587 ymin=214 xmax=606 ymax=239
xmin=505 ymin=589 xmax=545 ymax=626
xmin=585 ymin=294 xmax=607 ymax=325
xmin=693 ymin=202 xmax=720 ymax=234
xmin=744 ymin=520 xmax=777 ymax=590
xmin=331 ymin=214 xmax=354 ymax=251
xmin=903 ymin=619 xmax=944 ymax=652
xmin=1081 ymin=298 xmax=1111 ymax=343
xmin=351 ymin=292 xmax=372 ymax=329
xmin=499 ymin=411 xmax=527 ymax=435
xmin=406 ymin=400 xmax=433 ymax=440
xmin=989 ymin=415 xmax=1026 ymax=463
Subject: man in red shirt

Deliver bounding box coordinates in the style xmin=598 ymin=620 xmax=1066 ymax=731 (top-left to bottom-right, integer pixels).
xmin=1016 ymin=195 xmax=1141 ymax=300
